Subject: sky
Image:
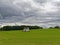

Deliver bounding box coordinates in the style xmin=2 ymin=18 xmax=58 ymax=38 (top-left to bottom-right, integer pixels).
xmin=0 ymin=0 xmax=60 ymax=27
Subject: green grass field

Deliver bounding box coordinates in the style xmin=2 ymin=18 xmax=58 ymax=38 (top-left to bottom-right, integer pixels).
xmin=0 ymin=29 xmax=60 ymax=45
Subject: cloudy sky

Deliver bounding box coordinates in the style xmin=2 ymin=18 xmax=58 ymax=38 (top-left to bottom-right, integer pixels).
xmin=0 ymin=0 xmax=60 ymax=27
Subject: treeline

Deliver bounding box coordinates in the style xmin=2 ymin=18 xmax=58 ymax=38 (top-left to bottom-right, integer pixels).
xmin=0 ymin=25 xmax=43 ymax=31
xmin=0 ymin=25 xmax=60 ymax=31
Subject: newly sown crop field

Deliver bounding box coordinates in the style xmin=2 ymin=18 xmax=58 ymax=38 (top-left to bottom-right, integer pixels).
xmin=0 ymin=29 xmax=60 ymax=45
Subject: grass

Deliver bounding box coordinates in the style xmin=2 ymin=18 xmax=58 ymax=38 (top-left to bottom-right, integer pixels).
xmin=0 ymin=29 xmax=60 ymax=45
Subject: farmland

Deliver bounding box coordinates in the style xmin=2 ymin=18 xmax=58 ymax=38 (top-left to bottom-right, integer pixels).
xmin=0 ymin=29 xmax=60 ymax=45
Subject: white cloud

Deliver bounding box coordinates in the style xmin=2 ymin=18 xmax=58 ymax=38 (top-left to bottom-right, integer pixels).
xmin=41 ymin=2 xmax=58 ymax=13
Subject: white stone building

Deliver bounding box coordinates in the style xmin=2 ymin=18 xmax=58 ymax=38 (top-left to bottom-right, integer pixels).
xmin=23 ymin=27 xmax=30 ymax=32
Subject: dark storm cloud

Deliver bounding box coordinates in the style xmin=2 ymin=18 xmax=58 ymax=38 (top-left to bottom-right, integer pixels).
xmin=0 ymin=0 xmax=60 ymax=27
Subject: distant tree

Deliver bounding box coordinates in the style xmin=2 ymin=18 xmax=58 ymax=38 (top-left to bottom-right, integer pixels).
xmin=49 ymin=27 xmax=53 ymax=29
xmin=54 ymin=26 xmax=60 ymax=29
xmin=1 ymin=26 xmax=12 ymax=31
xmin=29 ymin=26 xmax=43 ymax=29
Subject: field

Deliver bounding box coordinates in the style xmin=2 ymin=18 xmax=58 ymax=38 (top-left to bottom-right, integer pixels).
xmin=0 ymin=29 xmax=60 ymax=45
